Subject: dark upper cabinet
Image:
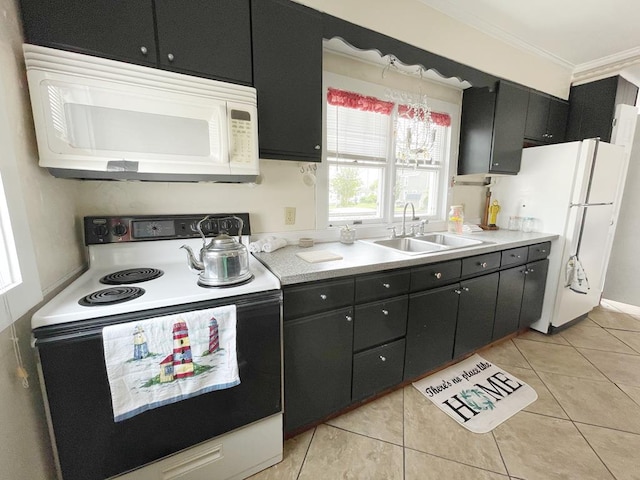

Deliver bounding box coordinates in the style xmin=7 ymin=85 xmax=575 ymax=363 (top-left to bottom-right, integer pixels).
xmin=155 ymin=0 xmax=252 ymax=84
xmin=19 ymin=0 xmax=157 ymax=66
xmin=251 ymin=0 xmax=323 ymax=162
xmin=566 ymin=75 xmax=638 ymax=142
xmin=458 ymin=80 xmax=529 ymax=175
xmin=524 ymin=90 xmax=569 ymax=145
xmin=19 ymin=0 xmax=253 ymax=84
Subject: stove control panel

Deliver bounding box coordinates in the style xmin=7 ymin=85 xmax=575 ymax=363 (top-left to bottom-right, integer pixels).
xmin=84 ymin=214 xmax=251 ymax=245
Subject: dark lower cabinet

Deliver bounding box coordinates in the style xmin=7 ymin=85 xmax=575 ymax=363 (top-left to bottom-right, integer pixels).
xmin=251 ymin=0 xmax=323 ymax=161
xmin=284 ymin=307 xmax=353 ymax=433
xmin=404 ymin=285 xmax=460 ymax=380
xmin=520 ymin=259 xmax=549 ymax=328
xmin=453 ymin=273 xmax=499 ymax=358
xmin=493 ymin=266 xmax=527 ymax=340
xmin=352 ymin=339 xmax=405 ymax=401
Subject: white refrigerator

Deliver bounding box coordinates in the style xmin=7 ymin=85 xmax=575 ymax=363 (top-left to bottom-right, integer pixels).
xmin=491 ymin=139 xmax=627 ymax=333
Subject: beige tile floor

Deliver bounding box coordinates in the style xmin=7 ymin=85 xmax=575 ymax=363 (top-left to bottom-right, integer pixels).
xmin=250 ymin=300 xmax=640 ymax=480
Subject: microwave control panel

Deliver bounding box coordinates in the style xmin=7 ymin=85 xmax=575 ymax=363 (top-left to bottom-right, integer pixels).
xmin=229 ymin=109 xmax=254 ymax=164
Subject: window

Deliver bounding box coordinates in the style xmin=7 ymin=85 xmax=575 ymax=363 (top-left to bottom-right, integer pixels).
xmin=319 ymin=72 xmax=458 ymax=230
xmin=0 ymin=74 xmax=42 ymax=331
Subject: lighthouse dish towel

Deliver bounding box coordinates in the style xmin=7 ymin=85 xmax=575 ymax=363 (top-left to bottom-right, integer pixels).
xmin=102 ymin=305 xmax=239 ymax=422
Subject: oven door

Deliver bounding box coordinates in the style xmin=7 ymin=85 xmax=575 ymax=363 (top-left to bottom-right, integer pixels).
xmin=34 ymin=291 xmax=281 ymax=480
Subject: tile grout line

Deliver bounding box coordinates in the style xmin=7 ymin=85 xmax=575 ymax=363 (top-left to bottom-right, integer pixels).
xmin=295 ymin=427 xmax=316 ymax=480
xmin=491 ymin=428 xmax=510 ymax=478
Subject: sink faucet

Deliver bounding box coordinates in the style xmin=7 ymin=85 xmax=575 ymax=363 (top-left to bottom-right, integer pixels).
xmin=401 ymin=202 xmax=416 ymax=237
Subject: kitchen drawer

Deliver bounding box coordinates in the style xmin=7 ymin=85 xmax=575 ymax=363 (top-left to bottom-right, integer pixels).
xmin=410 ymin=259 xmax=461 ymax=292
xmin=354 ymin=295 xmax=408 ymax=351
xmin=528 ymin=242 xmax=551 ymax=262
xmin=501 ymin=246 xmax=528 ymax=267
xmin=355 ymin=270 xmax=410 ymax=304
xmin=352 ymin=339 xmax=405 ymax=401
xmin=283 ymin=278 xmax=354 ymax=320
xmin=461 ymin=252 xmax=501 ymax=277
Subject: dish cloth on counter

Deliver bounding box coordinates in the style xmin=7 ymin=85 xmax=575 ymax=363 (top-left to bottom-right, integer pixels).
xmin=248 ymin=236 xmax=275 ymax=253
xmin=102 ymin=305 xmax=240 ymax=422
xmin=262 ymin=237 xmax=287 ymax=252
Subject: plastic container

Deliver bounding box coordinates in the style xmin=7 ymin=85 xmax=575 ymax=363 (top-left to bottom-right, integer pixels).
xmin=522 ymin=217 xmax=536 ymax=233
xmin=508 ymin=216 xmax=522 ymax=231
xmin=447 ymin=205 xmax=464 ymax=234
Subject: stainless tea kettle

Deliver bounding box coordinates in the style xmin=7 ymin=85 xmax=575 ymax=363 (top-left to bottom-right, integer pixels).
xmin=181 ymin=215 xmax=253 ymax=287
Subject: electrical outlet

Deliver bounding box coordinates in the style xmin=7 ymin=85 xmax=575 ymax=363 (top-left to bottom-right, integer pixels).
xmin=284 ymin=207 xmax=296 ymax=225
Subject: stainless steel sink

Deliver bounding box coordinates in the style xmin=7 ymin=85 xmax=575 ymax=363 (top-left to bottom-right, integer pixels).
xmin=413 ymin=233 xmax=483 ymax=248
xmin=367 ymin=233 xmax=486 ymax=255
xmin=372 ymin=237 xmax=449 ymax=255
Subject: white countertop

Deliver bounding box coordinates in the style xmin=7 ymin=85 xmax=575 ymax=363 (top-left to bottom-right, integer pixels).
xmin=253 ymin=230 xmax=558 ymax=285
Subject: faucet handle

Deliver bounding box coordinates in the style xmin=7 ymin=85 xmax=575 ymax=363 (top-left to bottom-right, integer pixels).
xmin=410 ymin=224 xmax=419 ymax=236
xmin=419 ymin=219 xmax=428 ymax=235
xmin=386 ymin=226 xmax=397 ymax=238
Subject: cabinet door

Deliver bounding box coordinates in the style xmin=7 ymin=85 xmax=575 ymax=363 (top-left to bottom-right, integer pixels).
xmin=251 ymin=0 xmax=323 ymax=161
xmin=524 ymin=91 xmax=549 ymax=142
xmin=491 ymin=81 xmax=529 ymax=174
xmin=155 ymin=0 xmax=252 ymax=84
xmin=404 ymin=285 xmax=460 ymax=380
xmin=520 ymin=259 xmax=549 ymax=328
xmin=454 ymin=273 xmax=499 ymax=358
xmin=352 ymin=339 xmax=405 ymax=401
xmin=546 ymin=97 xmax=569 ymax=143
xmin=19 ymin=0 xmax=157 ymax=66
xmin=493 ymin=266 xmax=526 ymax=340
xmin=284 ymin=308 xmax=354 ymax=433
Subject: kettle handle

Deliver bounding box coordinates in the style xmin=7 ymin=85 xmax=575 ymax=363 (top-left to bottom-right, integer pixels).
xmin=196 ymin=215 xmax=209 ymax=246
xmin=231 ymin=216 xmax=244 ymax=244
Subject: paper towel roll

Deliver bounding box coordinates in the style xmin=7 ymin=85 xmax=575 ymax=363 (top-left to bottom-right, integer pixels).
xmin=262 ymin=238 xmax=287 ymax=253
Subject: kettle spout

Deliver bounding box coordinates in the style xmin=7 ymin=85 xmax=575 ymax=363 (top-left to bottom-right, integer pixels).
xmin=180 ymin=245 xmax=204 ymax=272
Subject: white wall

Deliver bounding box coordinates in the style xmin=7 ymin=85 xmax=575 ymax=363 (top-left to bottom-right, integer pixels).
xmin=603 ymin=121 xmax=640 ymax=306
xmin=0 ymin=0 xmax=574 ymax=477
xmin=296 ymin=0 xmax=573 ymax=99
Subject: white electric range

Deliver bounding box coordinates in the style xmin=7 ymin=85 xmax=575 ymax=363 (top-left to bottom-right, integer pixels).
xmin=32 ymin=214 xmax=283 ymax=480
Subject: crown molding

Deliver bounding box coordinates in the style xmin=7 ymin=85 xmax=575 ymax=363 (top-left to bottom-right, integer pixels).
xmin=571 ymin=46 xmax=640 ymax=85
xmin=416 ymin=0 xmax=574 ymax=70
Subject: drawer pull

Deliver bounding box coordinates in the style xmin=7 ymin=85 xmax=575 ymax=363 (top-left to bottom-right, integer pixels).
xmin=454 ymin=289 xmax=462 ymax=295
xmin=319 ymin=294 xmax=327 ymax=300
xmin=379 ymin=356 xmax=386 ymax=362
xmin=382 ymin=283 xmax=390 ymax=289
xmin=381 ymin=309 xmax=389 ymax=316
xmin=480 ymin=262 xmax=488 ymax=268
xmin=511 ymin=254 xmax=521 ymax=258
xmin=434 ymin=272 xmax=442 ymax=279
xmin=140 ymin=46 xmax=148 ymax=55
xmin=463 ymin=287 xmax=470 ymax=292
xmin=345 ymin=315 xmax=352 ymax=322
xmin=540 ymin=249 xmax=547 ymax=253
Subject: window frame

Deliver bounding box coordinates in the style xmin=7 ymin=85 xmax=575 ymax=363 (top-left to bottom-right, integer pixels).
xmin=317 ymin=71 xmax=460 ymax=231
xmin=0 ymin=75 xmax=42 ymax=331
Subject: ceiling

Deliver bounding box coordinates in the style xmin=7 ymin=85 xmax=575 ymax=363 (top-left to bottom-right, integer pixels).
xmin=416 ymin=0 xmax=640 ymax=83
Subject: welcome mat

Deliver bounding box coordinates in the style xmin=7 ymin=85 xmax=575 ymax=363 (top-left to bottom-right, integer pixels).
xmin=412 ymin=354 xmax=537 ymax=433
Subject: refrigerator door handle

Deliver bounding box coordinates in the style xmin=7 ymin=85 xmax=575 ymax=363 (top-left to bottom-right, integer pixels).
xmin=570 ymin=202 xmax=614 ymax=207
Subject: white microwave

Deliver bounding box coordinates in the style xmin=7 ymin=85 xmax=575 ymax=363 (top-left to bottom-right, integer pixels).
xmin=23 ymin=44 xmax=259 ymax=182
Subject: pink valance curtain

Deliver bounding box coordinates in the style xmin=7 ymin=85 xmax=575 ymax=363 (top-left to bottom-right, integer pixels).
xmin=397 ymin=105 xmax=451 ymax=127
xmin=327 ymin=88 xmax=394 ymax=115
xmin=328 ymin=87 xmax=451 ymax=127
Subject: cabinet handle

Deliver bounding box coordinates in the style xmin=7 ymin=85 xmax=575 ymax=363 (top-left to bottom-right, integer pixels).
xmin=529 ymin=268 xmax=535 ymax=273
xmin=381 ymin=309 xmax=389 ymax=316
xmin=434 ymin=272 xmax=442 ymax=279
xmin=379 ymin=356 xmax=386 ymax=362
xmin=319 ymin=294 xmax=327 ymax=300
xmin=540 ymin=249 xmax=547 ymax=253
xmin=382 ymin=283 xmax=390 ymax=289
xmin=480 ymin=262 xmax=488 ymax=268
xmin=494 ymin=163 xmax=500 ymax=166
xmin=511 ymin=254 xmax=521 ymax=258
xmin=140 ymin=46 xmax=148 ymax=55
xmin=454 ymin=289 xmax=462 ymax=295
xmin=314 ymin=145 xmax=321 ymax=150
xmin=167 ymin=53 xmax=175 ymax=62
xmin=345 ymin=315 xmax=352 ymax=322
xmin=523 ymin=270 xmax=529 ymax=275
xmin=463 ymin=287 xmax=470 ymax=292
xmin=548 ymin=134 xmax=553 ymax=139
